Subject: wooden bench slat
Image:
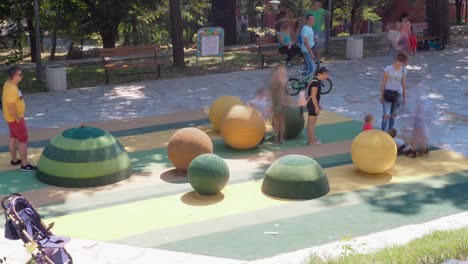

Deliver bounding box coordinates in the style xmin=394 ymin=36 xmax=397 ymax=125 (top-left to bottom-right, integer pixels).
xmin=101 ymin=45 xmax=161 ymax=57
xmin=261 ymin=50 xmax=280 ymax=57
xmin=103 ymin=61 xmax=157 ymax=70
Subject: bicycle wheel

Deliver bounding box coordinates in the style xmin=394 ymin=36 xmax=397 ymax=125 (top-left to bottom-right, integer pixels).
xmin=417 ymin=41 xmax=426 ymax=51
xmin=435 ymin=42 xmax=445 ymax=51
xmin=423 ymin=42 xmax=430 ymax=51
xmin=320 ymin=79 xmax=333 ymax=94
xmin=285 ymin=78 xmax=302 ymax=96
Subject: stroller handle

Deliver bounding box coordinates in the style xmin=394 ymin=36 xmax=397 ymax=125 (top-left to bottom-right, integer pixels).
xmin=1 ymin=193 xmax=22 ymax=210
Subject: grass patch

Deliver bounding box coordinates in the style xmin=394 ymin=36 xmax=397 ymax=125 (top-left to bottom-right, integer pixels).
xmin=310 ymin=229 xmax=468 ymax=264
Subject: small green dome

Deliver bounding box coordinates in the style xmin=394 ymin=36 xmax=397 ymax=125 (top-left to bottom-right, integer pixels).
xmin=188 ymin=154 xmax=230 ymax=195
xmin=262 ymin=155 xmax=329 ymax=199
xmin=37 ymin=126 xmax=132 ymax=188
xmin=284 ymin=106 xmax=305 ymax=139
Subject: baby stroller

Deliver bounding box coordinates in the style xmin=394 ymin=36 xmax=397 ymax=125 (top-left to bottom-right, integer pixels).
xmin=2 ymin=193 xmax=72 ymax=264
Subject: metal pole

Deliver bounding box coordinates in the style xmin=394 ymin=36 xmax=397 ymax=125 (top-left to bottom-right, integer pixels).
xmin=325 ymin=0 xmax=332 ymax=55
xmin=34 ymin=0 xmax=43 ymax=82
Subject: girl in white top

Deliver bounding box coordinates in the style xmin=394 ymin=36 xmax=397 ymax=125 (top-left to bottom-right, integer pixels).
xmin=380 ymin=52 xmax=408 ymax=131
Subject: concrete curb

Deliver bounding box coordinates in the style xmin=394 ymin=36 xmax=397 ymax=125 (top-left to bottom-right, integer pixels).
xmin=252 ymin=212 xmax=468 ymax=264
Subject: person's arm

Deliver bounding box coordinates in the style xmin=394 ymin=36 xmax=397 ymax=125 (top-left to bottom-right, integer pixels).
xmin=311 ymin=86 xmax=320 ymax=113
xmin=401 ymin=74 xmax=407 ymax=105
xmin=302 ymin=36 xmax=315 ymax=58
xmin=380 ymin=71 xmax=389 ymax=104
xmin=278 ymin=33 xmax=287 ymax=46
xmin=7 ymin=102 xmax=20 ymax=122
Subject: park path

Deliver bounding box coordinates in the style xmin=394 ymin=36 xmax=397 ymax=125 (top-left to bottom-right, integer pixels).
xmin=1 ymin=43 xmax=466 ymax=155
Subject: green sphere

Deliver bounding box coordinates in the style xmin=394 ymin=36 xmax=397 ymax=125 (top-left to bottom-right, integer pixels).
xmin=262 ymin=155 xmax=329 ymax=199
xmin=188 ymin=154 xmax=230 ymax=195
xmin=284 ymin=106 xmax=305 ymax=139
xmin=37 ymin=126 xmax=132 ymax=188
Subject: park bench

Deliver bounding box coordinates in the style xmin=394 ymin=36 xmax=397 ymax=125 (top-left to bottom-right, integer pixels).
xmin=100 ymin=45 xmax=170 ymax=85
xmin=256 ymin=36 xmax=280 ymax=68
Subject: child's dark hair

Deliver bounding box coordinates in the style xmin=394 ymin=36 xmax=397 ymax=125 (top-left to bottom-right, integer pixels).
xmin=256 ymin=88 xmax=265 ymax=95
xmin=400 ymin=12 xmax=409 ymax=22
xmin=7 ymin=66 xmax=21 ymax=79
xmin=387 ymin=128 xmax=397 ymax=138
xmin=395 ymin=52 xmax=408 ymax=64
xmin=306 ymin=14 xmax=314 ymax=20
xmin=315 ymin=66 xmax=329 ymax=76
xmin=364 ymin=114 xmax=373 ymax=123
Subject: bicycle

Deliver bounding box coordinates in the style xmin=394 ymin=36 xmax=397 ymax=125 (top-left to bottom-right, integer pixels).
xmin=285 ymin=61 xmax=333 ymax=96
xmin=417 ymin=38 xmax=445 ymax=51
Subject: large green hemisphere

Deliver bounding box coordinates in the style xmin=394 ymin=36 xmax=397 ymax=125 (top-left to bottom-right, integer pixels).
xmin=262 ymin=155 xmax=330 ymax=199
xmin=62 ymin=126 xmax=106 ymax=139
xmin=284 ymin=106 xmax=305 ymax=139
xmin=36 ymin=126 xmax=132 ymax=188
xmin=188 ymin=154 xmax=230 ymax=195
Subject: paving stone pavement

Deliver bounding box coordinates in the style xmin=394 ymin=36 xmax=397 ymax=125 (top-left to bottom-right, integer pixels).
xmin=1 ymin=45 xmax=467 ymax=155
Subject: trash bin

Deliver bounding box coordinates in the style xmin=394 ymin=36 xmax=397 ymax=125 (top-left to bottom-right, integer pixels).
xmin=346 ymin=38 xmax=364 ymax=60
xmin=46 ymin=64 xmax=67 ymax=92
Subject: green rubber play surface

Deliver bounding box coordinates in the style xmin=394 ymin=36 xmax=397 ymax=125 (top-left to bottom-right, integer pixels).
xmin=0 ymin=111 xmax=466 ymax=261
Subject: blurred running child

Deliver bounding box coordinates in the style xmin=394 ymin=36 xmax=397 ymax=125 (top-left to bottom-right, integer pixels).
xmin=249 ymin=88 xmax=269 ymax=145
xmin=270 ymin=64 xmax=288 ymax=144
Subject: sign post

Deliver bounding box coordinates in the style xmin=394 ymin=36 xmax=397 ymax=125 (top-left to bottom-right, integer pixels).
xmin=196 ymin=27 xmax=225 ymax=65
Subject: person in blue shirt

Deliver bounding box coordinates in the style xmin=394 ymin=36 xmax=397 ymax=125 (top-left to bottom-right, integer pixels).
xmin=277 ymin=24 xmax=300 ymax=68
xmin=301 ymin=14 xmax=316 ymax=76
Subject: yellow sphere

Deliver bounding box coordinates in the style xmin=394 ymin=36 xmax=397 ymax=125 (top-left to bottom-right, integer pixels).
xmin=168 ymin=128 xmax=213 ymax=171
xmin=209 ymin=96 xmax=244 ymax=131
xmin=351 ymin=130 xmax=397 ymax=174
xmin=220 ymin=105 xmax=266 ymax=150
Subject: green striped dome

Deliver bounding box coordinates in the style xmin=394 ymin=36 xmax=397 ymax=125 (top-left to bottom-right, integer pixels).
xmin=36 ymin=126 xmax=132 ymax=188
xmin=261 ymin=155 xmax=329 ymax=200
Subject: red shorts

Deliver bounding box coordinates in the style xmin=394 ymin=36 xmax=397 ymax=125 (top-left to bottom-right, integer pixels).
xmin=8 ymin=118 xmax=28 ymax=143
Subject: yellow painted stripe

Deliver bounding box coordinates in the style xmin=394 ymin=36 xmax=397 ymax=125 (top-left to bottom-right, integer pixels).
xmin=49 ymin=149 xmax=468 ymax=241
xmin=0 ymin=111 xmax=348 ymax=171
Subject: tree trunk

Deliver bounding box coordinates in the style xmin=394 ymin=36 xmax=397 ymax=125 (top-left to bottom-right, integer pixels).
xmin=211 ymin=0 xmax=237 ymax=45
xmin=26 ymin=18 xmax=37 ymax=62
xmin=350 ymin=0 xmax=362 ymax=35
xmin=16 ymin=19 xmax=23 ymax=60
xmin=132 ymin=15 xmax=138 ymax=46
xmin=169 ymin=0 xmax=185 ymax=67
xmin=50 ymin=29 xmax=57 ymax=61
xmin=100 ymin=25 xmax=119 ymax=48
xmin=427 ymin=0 xmax=450 ymax=43
xmin=67 ymin=41 xmax=74 ymax=57
xmin=466 ymin=0 xmax=468 ymax=23
xmin=455 ymin=0 xmax=463 ymax=25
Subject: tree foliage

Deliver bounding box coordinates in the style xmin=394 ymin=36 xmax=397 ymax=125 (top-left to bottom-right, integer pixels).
xmin=332 ymin=0 xmax=390 ymax=34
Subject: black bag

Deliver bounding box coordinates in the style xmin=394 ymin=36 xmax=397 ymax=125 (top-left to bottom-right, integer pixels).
xmin=384 ymin=89 xmax=400 ymax=102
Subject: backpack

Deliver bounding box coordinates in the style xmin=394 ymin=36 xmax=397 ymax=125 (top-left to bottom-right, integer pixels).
xmin=297 ymin=89 xmax=309 ymax=106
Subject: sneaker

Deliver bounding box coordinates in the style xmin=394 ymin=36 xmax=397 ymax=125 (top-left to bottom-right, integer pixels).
xmin=286 ymin=63 xmax=292 ymax=69
xmin=315 ymin=138 xmax=322 ymax=144
xmin=20 ymin=164 xmax=37 ymax=172
xmin=10 ymin=159 xmax=22 ymax=166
